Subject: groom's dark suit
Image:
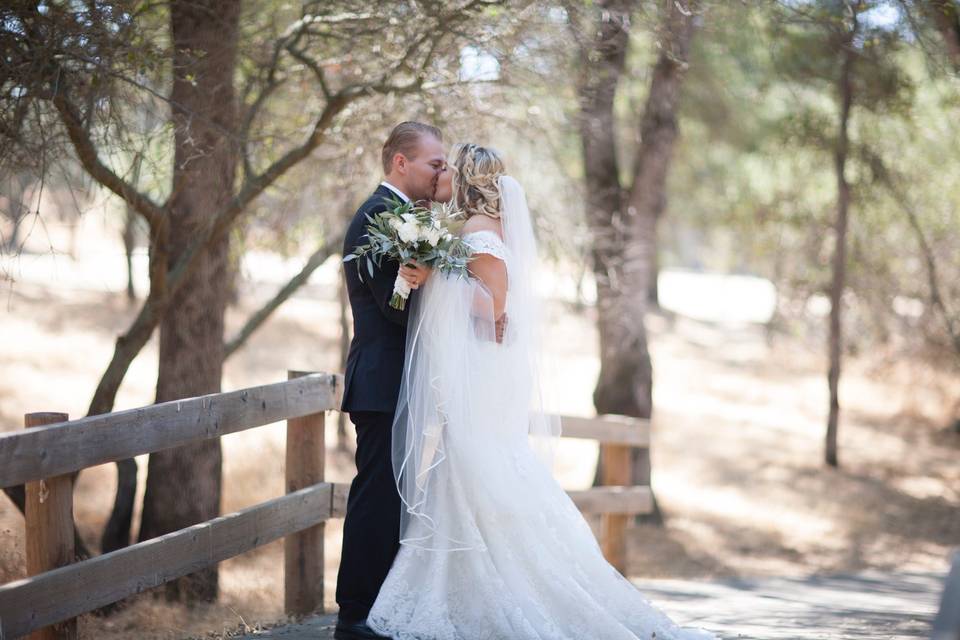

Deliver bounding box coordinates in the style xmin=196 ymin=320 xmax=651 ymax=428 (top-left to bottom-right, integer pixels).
xmin=337 ymin=183 xmax=414 ymax=623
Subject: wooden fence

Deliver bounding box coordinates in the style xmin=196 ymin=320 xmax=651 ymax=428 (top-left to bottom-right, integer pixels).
xmin=0 ymin=371 xmax=652 ymax=639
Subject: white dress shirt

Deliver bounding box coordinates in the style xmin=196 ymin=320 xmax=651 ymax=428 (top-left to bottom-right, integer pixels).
xmin=380 ymin=180 xmax=411 ymax=203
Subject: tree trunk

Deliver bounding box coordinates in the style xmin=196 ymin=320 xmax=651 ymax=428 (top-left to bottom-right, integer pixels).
xmin=137 ymin=0 xmax=240 ymax=603
xmin=575 ymin=2 xmax=696 ymax=515
xmin=123 ymin=208 xmax=137 ymax=301
xmin=648 ymin=251 xmax=660 ymax=309
xmin=825 ymin=24 xmax=856 ymax=469
xmin=617 ymin=0 xmax=697 ymax=513
xmin=927 ymin=0 xmax=960 ymax=71
xmin=572 ymin=0 xmax=630 ymax=496
xmin=573 ymin=0 xmax=632 ymax=416
xmin=583 ymin=0 xmax=697 ymax=424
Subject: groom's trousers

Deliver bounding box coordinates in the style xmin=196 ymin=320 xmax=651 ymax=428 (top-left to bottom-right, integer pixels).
xmin=336 ymin=410 xmax=401 ymax=622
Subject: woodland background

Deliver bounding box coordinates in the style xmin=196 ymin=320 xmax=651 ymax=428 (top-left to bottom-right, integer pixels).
xmin=1 ymin=1 xmax=958 ymax=637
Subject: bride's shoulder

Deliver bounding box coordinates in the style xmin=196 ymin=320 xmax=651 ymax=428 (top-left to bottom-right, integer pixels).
xmin=460 ymin=220 xmax=508 ymax=262
xmin=461 ymin=214 xmax=503 ymax=240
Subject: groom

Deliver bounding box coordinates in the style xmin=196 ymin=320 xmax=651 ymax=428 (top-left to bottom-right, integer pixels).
xmin=335 ymin=121 xmax=445 ymax=640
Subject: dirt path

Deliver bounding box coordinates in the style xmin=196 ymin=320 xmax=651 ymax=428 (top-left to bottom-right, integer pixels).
xmin=224 ymin=570 xmax=944 ymax=640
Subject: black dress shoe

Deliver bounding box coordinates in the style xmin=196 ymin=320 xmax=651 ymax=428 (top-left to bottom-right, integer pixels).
xmin=334 ymin=617 xmax=390 ymax=639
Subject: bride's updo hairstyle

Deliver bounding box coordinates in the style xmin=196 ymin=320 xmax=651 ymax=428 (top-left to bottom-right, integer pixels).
xmin=451 ymin=143 xmax=505 ymax=220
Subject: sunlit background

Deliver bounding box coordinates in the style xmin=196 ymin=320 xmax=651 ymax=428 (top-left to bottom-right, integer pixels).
xmin=2 ymin=0 xmax=959 ymax=637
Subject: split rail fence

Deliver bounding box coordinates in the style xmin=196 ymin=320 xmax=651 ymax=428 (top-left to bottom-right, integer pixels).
xmin=0 ymin=371 xmax=652 ymax=639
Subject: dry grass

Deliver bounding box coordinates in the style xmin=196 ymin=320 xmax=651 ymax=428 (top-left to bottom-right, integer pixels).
xmin=1 ymin=217 xmax=958 ymax=638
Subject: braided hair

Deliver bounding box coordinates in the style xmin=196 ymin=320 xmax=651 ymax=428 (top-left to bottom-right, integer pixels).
xmin=451 ymin=143 xmax=506 ymax=220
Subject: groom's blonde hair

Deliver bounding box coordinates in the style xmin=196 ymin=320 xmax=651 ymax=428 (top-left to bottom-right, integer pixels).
xmin=382 ymin=121 xmax=442 ymax=174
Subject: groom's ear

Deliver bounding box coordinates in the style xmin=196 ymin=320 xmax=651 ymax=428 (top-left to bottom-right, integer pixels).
xmin=392 ymin=152 xmax=408 ymax=175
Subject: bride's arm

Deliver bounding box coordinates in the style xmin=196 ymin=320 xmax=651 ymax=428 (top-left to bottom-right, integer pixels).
xmin=468 ymin=253 xmax=507 ymax=322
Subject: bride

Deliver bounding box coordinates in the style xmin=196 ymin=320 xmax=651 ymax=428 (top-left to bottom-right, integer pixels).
xmin=366 ymin=143 xmax=720 ymax=640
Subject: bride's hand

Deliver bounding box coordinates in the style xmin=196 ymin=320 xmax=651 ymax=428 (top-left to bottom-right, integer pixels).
xmin=495 ymin=313 xmax=508 ymax=343
xmin=399 ymin=260 xmax=431 ymax=289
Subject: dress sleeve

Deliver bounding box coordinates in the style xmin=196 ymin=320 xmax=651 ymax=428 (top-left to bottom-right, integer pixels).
xmin=463 ymin=231 xmax=508 ymax=261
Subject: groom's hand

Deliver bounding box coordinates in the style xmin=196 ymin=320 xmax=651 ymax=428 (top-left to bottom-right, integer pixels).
xmin=399 ymin=260 xmax=431 ymax=289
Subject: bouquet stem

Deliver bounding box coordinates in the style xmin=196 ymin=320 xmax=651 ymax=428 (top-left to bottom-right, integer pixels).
xmin=390 ymin=272 xmax=411 ymax=310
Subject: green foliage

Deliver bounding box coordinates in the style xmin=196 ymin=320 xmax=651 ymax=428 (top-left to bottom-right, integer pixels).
xmin=343 ymin=196 xmax=472 ymax=284
xmin=658 ymin=0 xmax=960 ymax=356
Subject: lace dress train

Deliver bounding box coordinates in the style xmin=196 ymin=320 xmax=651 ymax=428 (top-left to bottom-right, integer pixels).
xmin=367 ymin=410 xmax=718 ymax=639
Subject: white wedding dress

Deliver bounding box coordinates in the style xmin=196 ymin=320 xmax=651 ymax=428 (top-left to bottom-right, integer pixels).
xmin=366 ymin=177 xmax=720 ymax=640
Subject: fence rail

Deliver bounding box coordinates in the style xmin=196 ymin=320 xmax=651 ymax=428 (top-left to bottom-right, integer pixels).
xmin=0 ymin=371 xmax=652 ymax=639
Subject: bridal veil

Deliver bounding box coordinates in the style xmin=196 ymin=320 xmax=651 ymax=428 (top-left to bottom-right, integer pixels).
xmin=389 ymin=174 xmax=562 ymax=552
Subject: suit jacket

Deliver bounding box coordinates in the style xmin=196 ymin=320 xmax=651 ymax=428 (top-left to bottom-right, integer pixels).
xmin=340 ymin=184 xmax=416 ymax=414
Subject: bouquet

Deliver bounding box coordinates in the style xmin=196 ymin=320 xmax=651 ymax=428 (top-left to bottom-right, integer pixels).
xmin=343 ymin=197 xmax=472 ymax=310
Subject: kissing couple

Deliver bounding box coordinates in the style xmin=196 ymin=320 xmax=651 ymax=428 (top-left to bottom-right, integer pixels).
xmin=336 ymin=121 xmax=719 ymax=640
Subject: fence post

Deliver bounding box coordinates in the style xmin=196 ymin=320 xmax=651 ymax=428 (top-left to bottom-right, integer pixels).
xmin=24 ymin=411 xmax=77 ymax=640
xmin=600 ymin=441 xmax=631 ymax=574
xmin=284 ymin=371 xmax=326 ymax=616
xmin=932 ymin=549 xmax=960 ymax=640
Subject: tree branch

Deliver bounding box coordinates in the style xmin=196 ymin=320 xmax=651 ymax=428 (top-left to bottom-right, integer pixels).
xmin=84 ymin=0 xmax=503 ymax=416
xmin=224 ymin=232 xmax=343 ymax=358
xmin=240 ymin=21 xmax=304 ymax=180
xmin=84 ymin=89 xmax=353 ymax=415
xmin=929 ymin=0 xmax=960 ymax=71
xmin=51 ymin=90 xmax=166 ymax=232
xmin=286 ymin=45 xmax=332 ymax=100
xmin=876 ymin=164 xmax=960 ymax=355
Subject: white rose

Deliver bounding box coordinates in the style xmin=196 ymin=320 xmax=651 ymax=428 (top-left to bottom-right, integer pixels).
xmin=401 ymin=213 xmax=417 ymax=223
xmin=426 ymin=228 xmax=442 ymax=246
xmin=388 ymin=217 xmax=403 ymax=230
xmin=398 ymin=221 xmax=420 ymax=244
